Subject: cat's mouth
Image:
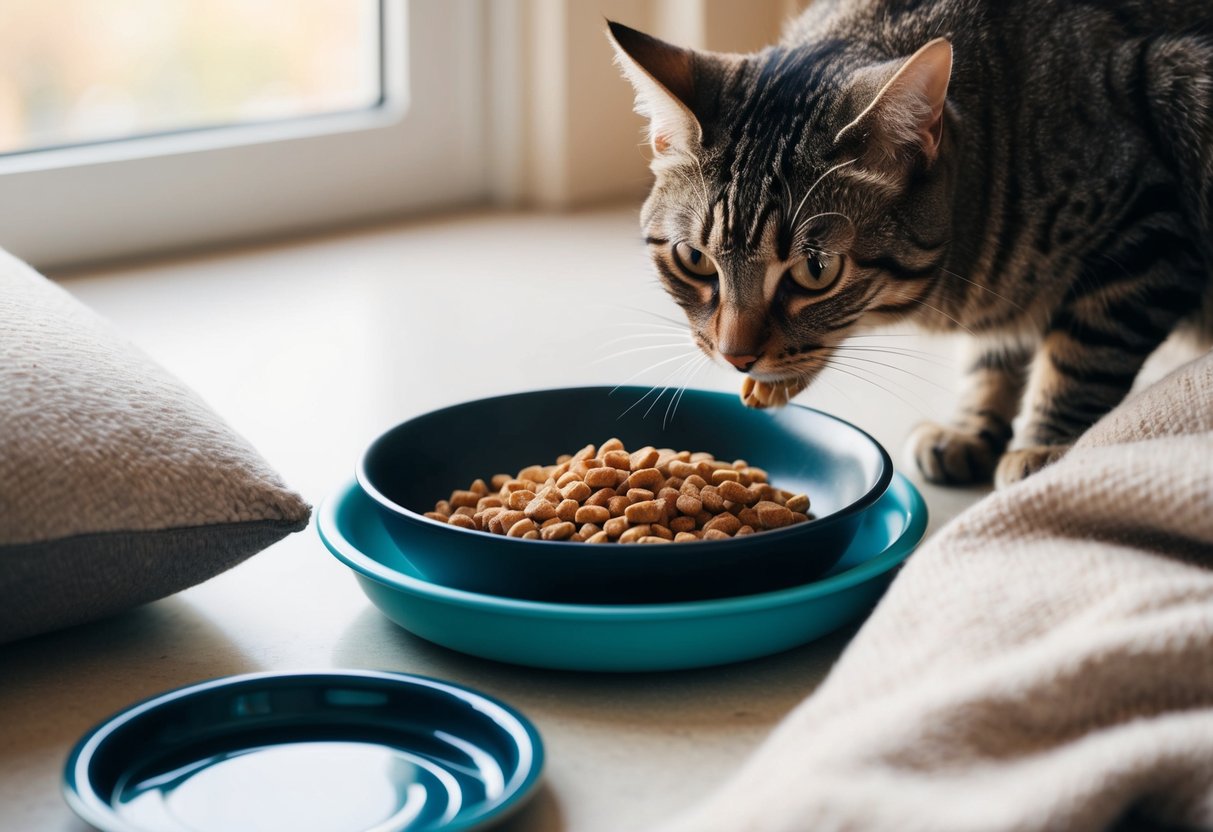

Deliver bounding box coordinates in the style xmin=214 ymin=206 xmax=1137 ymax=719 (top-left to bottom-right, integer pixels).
xmin=745 ymin=368 xmax=796 ymax=383
xmin=739 ymin=374 xmax=811 ymax=409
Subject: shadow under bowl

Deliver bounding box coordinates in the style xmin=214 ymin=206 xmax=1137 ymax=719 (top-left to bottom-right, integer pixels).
xmin=357 ymin=386 xmax=893 ymax=604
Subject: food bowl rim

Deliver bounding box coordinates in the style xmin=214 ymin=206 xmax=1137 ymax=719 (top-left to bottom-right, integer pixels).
xmin=355 ymin=385 xmax=894 ymax=553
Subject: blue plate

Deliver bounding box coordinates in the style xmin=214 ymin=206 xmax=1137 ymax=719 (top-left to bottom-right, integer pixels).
xmin=358 ymin=387 xmax=893 ymax=603
xmin=63 ymin=670 xmax=544 ymax=832
xmin=319 ymin=474 xmax=927 ymax=672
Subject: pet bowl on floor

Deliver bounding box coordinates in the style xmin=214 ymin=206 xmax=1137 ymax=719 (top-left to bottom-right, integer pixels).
xmin=321 ymin=473 xmax=927 ymax=672
xmin=357 ymin=386 xmax=894 ymax=604
xmin=63 ymin=670 xmax=544 ymax=832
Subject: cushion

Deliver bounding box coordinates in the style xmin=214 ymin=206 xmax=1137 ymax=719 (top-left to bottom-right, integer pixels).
xmin=0 ymin=249 xmax=310 ymax=643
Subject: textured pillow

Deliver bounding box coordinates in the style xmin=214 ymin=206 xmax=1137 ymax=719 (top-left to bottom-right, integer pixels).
xmin=0 ymin=249 xmax=310 ymax=643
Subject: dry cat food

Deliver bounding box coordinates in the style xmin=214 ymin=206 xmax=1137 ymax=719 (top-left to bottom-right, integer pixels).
xmin=425 ymin=439 xmax=811 ymax=543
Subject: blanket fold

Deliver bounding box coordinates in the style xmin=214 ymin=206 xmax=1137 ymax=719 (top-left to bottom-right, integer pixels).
xmin=659 ymin=352 xmax=1213 ymax=832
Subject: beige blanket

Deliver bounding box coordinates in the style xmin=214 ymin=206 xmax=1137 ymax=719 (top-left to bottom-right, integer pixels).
xmin=660 ymin=352 xmax=1213 ymax=832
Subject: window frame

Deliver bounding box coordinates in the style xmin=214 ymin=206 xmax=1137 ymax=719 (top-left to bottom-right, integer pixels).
xmin=0 ymin=0 xmax=488 ymax=270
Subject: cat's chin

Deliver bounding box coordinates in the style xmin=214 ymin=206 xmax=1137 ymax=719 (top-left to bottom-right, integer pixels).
xmin=739 ymin=375 xmax=810 ymax=409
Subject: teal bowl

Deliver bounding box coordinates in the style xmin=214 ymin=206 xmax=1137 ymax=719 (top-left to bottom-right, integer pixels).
xmin=320 ymin=473 xmax=927 ymax=672
xmin=63 ymin=670 xmax=544 ymax=832
xmin=357 ymin=387 xmax=894 ymax=603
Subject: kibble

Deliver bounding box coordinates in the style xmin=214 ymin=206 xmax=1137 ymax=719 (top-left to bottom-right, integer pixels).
xmin=625 ymin=500 xmax=664 ymax=524
xmin=607 ymin=495 xmax=632 ymax=518
xmin=676 ymin=494 xmax=703 ymax=516
xmin=755 ymin=500 xmax=796 ymax=529
xmin=603 ymin=515 xmax=630 ymax=539
xmin=541 ymin=521 xmax=576 ymax=541
xmin=585 ymin=487 xmax=615 ymax=508
xmin=703 ymin=512 xmax=742 ymax=536
xmin=785 ymin=493 xmax=811 ymax=513
xmin=584 ymin=467 xmax=618 ymax=488
xmin=575 ymin=504 xmax=610 ymax=525
xmin=718 ymin=479 xmax=758 ymax=505
xmin=603 ymin=450 xmax=632 ymax=470
xmin=669 ymin=515 xmax=697 ymax=533
xmin=618 ymin=524 xmax=652 ymax=543
xmin=560 ymin=480 xmax=592 ymax=502
xmin=506 ymin=518 xmax=538 ymax=537
xmin=426 ymin=440 xmax=812 ymax=543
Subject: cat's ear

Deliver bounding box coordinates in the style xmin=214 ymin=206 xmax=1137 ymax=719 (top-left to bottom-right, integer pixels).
xmin=606 ymin=20 xmax=704 ymax=157
xmin=836 ymin=38 xmax=952 ymax=166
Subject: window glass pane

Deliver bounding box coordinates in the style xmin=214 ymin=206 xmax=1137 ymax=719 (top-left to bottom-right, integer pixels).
xmin=0 ymin=0 xmax=382 ymax=154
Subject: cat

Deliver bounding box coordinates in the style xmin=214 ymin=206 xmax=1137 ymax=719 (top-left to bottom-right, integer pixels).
xmin=607 ymin=0 xmax=1213 ymax=488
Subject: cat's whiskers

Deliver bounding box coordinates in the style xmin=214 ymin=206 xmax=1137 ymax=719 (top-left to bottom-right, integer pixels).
xmin=880 ymin=287 xmax=979 ymax=337
xmin=838 ymin=332 xmax=927 ymax=338
xmin=597 ymin=321 xmax=691 ymax=334
xmin=599 ymin=331 xmax=697 ymax=349
xmin=770 ymin=354 xmax=855 ymax=409
xmin=826 ymin=358 xmax=939 ymax=414
xmin=937 ymin=266 xmax=1025 ymax=311
xmin=618 ymin=351 xmax=706 ymax=420
xmin=778 ymin=175 xmax=794 ymax=219
xmin=788 ymin=354 xmax=936 ymax=418
xmin=664 ymin=354 xmax=711 ymax=428
xmin=690 ymin=154 xmax=713 ymax=213
xmin=787 ymin=158 xmax=858 ymax=232
xmin=609 ymin=348 xmax=701 ymax=396
xmin=812 ymin=370 xmax=857 ymax=409
xmin=617 ymin=305 xmax=697 ymax=331
xmin=832 ymin=343 xmax=957 ymax=369
xmin=642 ymin=353 xmax=702 ymax=420
xmin=667 ymin=165 xmax=711 ymax=214
xmin=793 ymin=211 xmax=853 ymax=242
xmin=909 ymin=297 xmax=978 ymax=337
xmin=591 ymin=340 xmax=697 ymax=366
xmin=824 ymin=352 xmax=955 ymax=394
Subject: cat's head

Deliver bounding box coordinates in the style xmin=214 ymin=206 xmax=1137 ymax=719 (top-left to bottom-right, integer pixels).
xmin=607 ymin=21 xmax=954 ymax=396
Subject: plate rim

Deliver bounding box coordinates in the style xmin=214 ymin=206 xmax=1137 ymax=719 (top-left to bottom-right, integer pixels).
xmin=62 ymin=669 xmax=546 ymax=832
xmin=319 ymin=472 xmax=928 ymax=621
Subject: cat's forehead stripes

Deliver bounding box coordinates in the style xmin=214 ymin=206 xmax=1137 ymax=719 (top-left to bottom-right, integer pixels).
xmin=699 ymin=199 xmax=780 ymax=259
xmin=709 ymin=41 xmax=851 ymax=257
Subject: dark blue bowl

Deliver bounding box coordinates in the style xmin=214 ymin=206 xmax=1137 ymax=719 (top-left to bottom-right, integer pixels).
xmin=63 ymin=670 xmax=544 ymax=832
xmin=358 ymin=386 xmax=893 ymax=604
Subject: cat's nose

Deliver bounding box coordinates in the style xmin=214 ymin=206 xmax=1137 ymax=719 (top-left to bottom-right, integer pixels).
xmin=722 ymin=352 xmax=760 ymax=372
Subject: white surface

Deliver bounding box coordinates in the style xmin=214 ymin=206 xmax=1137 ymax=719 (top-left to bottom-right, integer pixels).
xmin=0 ymin=206 xmax=990 ymax=831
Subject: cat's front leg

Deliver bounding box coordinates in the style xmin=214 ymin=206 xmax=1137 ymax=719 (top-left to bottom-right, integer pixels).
xmin=908 ymin=340 xmax=1033 ymax=485
xmin=993 ymin=309 xmax=1170 ymax=488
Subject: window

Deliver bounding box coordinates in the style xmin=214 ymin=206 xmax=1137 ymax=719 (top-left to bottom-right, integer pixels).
xmin=0 ymin=0 xmax=487 ymax=269
xmin=0 ymin=1 xmax=382 ymax=155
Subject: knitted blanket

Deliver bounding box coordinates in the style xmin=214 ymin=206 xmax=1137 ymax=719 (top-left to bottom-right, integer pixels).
xmin=659 ymin=351 xmax=1213 ymax=832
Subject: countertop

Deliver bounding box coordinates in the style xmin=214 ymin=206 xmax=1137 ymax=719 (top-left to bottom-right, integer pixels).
xmin=1 ymin=206 xmax=991 ymax=831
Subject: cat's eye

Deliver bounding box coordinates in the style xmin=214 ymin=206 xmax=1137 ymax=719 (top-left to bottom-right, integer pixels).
xmin=672 ymin=242 xmax=718 ymax=278
xmin=786 ymin=253 xmax=843 ymax=293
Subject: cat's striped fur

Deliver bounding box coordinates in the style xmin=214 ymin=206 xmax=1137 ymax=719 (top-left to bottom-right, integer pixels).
xmin=609 ymin=0 xmax=1213 ymax=487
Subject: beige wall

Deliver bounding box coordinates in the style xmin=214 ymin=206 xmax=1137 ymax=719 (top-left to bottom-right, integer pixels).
xmin=492 ymin=0 xmax=805 ymax=209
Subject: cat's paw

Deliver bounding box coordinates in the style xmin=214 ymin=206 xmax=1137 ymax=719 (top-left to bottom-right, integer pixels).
xmin=739 ymin=376 xmax=807 ymax=409
xmin=993 ymin=445 xmax=1071 ymax=489
xmin=907 ymin=422 xmax=1002 ymax=485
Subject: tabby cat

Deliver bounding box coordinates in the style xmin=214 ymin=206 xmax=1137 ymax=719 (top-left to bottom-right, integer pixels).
xmin=607 ymin=0 xmax=1213 ymax=488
